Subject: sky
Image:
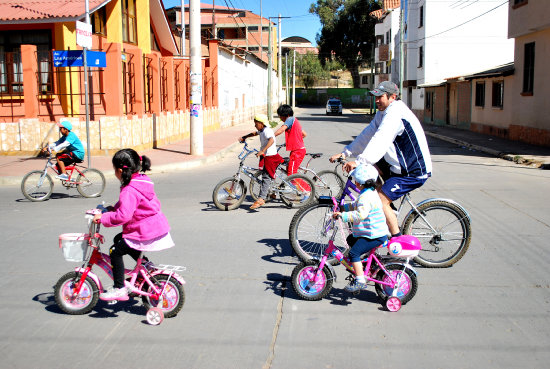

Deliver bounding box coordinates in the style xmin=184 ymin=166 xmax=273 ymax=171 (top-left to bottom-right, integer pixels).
xmin=163 ymin=0 xmax=322 ymax=46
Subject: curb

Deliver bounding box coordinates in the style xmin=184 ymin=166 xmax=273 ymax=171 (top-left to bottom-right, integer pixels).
xmin=2 ymin=140 xmax=245 ymax=187
xmin=425 ymin=131 xmax=549 ymax=169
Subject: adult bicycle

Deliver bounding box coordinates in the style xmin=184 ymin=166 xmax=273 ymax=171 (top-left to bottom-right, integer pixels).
xmin=212 ymin=142 xmax=315 ymax=211
xmin=21 ymin=148 xmax=106 ymax=202
xmin=289 ymin=161 xmax=472 ymax=268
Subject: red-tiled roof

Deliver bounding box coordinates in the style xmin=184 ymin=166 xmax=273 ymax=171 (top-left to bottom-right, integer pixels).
xmin=0 ymin=0 xmax=110 ymax=22
xmin=383 ymin=0 xmax=400 ymax=11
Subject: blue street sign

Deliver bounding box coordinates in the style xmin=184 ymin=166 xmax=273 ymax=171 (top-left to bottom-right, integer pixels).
xmin=52 ymin=50 xmax=106 ymax=68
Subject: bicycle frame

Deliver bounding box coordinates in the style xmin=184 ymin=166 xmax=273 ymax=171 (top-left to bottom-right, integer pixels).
xmin=69 ymin=217 xmax=185 ymax=301
xmin=41 ymin=149 xmax=87 ymax=185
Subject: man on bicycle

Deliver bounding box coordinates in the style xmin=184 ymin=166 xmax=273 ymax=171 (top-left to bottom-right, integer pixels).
xmin=42 ymin=120 xmax=85 ymax=180
xmin=330 ymin=81 xmax=432 ymax=239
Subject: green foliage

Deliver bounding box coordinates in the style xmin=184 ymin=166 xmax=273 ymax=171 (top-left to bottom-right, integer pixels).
xmin=310 ymin=0 xmax=381 ymax=87
xmin=296 ymin=51 xmax=330 ymax=89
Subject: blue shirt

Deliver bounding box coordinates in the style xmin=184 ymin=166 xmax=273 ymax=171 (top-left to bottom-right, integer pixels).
xmin=53 ymin=131 xmax=85 ymax=160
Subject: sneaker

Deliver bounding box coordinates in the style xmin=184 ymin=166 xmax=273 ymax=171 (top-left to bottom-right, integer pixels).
xmin=99 ymin=287 xmax=129 ymax=301
xmin=56 ymin=173 xmax=69 ymax=181
xmin=344 ymin=279 xmax=368 ymax=293
xmin=250 ymin=198 xmax=265 ymax=210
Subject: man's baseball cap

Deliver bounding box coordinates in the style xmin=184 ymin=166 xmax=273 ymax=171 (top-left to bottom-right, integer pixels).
xmin=57 ymin=120 xmax=72 ymax=131
xmin=370 ymin=81 xmax=399 ymax=97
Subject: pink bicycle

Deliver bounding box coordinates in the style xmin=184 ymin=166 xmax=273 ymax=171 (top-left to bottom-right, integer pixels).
xmin=54 ymin=208 xmax=185 ymax=325
xmin=291 ymin=200 xmax=421 ymax=312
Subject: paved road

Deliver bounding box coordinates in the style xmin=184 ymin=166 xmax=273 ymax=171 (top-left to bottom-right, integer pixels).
xmin=1 ymin=107 xmax=550 ymax=368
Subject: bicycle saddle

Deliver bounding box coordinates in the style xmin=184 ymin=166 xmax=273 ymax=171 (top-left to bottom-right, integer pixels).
xmin=307 ymin=153 xmax=323 ymax=158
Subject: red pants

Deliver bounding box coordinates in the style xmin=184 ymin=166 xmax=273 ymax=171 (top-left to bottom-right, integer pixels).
xmin=287 ymin=148 xmax=306 ymax=175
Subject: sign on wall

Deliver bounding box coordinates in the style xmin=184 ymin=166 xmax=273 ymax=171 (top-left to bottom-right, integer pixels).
xmin=52 ymin=50 xmax=106 ymax=68
xmin=76 ymin=21 xmax=93 ymax=49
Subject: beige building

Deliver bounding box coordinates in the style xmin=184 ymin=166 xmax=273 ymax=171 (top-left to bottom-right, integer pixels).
xmin=505 ymin=0 xmax=550 ymax=146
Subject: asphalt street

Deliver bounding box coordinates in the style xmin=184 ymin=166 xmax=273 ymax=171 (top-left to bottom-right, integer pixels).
xmin=1 ymin=107 xmax=550 ymax=369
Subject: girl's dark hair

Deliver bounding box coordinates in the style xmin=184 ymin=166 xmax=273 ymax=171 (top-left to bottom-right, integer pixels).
xmin=276 ymin=104 xmax=294 ymax=117
xmin=112 ymin=148 xmax=151 ymax=186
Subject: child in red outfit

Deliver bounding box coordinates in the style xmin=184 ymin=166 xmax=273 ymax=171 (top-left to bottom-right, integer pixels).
xmin=274 ymin=105 xmax=307 ymax=176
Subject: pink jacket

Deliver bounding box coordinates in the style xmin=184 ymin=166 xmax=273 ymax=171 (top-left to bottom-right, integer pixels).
xmin=100 ymin=173 xmax=170 ymax=241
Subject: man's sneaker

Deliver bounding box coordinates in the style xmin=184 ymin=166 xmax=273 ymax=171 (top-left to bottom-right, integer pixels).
xmin=56 ymin=173 xmax=69 ymax=180
xmin=344 ymin=279 xmax=368 ymax=293
xmin=99 ymin=287 xmax=129 ymax=301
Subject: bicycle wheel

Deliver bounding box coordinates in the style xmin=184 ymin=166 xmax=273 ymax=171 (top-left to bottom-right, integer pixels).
xmin=213 ymin=177 xmax=247 ymax=211
xmin=291 ymin=261 xmax=333 ymax=301
xmin=21 ymin=170 xmax=53 ymax=201
xmin=54 ymin=271 xmax=99 ymax=315
xmin=289 ymin=202 xmax=350 ymax=266
xmin=142 ymin=274 xmax=185 ymax=318
xmin=375 ymin=264 xmax=417 ymax=304
xmin=402 ymin=200 xmax=471 ymax=268
xmin=313 ymin=170 xmax=344 ymax=198
xmin=76 ymin=168 xmax=106 ymax=198
xmin=279 ymin=173 xmax=316 ymax=208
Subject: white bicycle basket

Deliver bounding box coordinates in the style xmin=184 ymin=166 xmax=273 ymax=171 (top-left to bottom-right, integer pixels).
xmin=59 ymin=233 xmax=90 ymax=262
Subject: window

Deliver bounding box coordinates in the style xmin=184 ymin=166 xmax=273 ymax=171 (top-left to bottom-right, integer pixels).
xmin=386 ymin=30 xmax=391 ymax=45
xmin=418 ymin=46 xmax=423 ymax=68
xmin=513 ymin=0 xmax=528 ymax=9
xmin=248 ymin=46 xmax=259 ymax=51
xmin=362 ymin=75 xmax=368 ymax=84
xmin=419 ymin=6 xmax=424 ymax=28
xmin=262 ymin=26 xmax=269 ymax=32
xmin=475 ymin=82 xmax=485 ymax=107
xmin=92 ymin=7 xmax=107 ymax=35
xmin=248 ymin=26 xmax=258 ymax=32
xmin=492 ymin=81 xmax=504 ymax=108
xmin=522 ymin=42 xmax=535 ymax=94
xmin=122 ymin=0 xmax=137 ymax=43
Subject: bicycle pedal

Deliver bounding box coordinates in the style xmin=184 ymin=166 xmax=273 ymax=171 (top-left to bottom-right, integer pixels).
xmin=106 ymin=300 xmax=118 ymax=305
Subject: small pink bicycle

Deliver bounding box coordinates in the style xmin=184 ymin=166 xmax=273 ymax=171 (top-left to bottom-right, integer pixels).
xmin=54 ymin=208 xmax=185 ymax=325
xmin=291 ymin=200 xmax=421 ymax=312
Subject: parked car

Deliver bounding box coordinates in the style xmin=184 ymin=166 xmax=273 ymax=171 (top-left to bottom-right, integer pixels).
xmin=326 ymin=98 xmax=343 ymax=115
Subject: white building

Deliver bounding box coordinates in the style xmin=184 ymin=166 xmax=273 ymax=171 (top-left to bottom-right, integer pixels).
xmin=372 ymin=0 xmax=514 ymax=118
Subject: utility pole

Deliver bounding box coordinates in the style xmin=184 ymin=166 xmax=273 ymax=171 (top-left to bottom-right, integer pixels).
xmin=285 ymin=54 xmax=289 ymax=103
xmin=260 ymin=0 xmax=263 ymax=59
xmin=277 ymin=14 xmax=282 ymax=106
xmin=292 ymin=48 xmax=296 ymax=108
xmin=267 ymin=20 xmax=272 ymax=120
xmin=180 ymin=0 xmax=185 ymax=56
xmin=189 ymin=0 xmax=203 ymax=155
xmin=399 ymin=3 xmax=405 ymax=97
xmin=83 ymin=0 xmax=91 ymax=167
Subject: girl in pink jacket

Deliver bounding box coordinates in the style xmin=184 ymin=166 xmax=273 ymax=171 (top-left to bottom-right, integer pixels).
xmin=93 ymin=148 xmax=174 ymax=301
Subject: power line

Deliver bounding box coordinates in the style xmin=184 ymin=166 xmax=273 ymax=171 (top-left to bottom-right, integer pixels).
xmin=408 ymin=0 xmax=508 ymax=43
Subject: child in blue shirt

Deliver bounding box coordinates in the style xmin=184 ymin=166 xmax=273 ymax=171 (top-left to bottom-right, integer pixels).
xmin=42 ymin=120 xmax=85 ymax=180
xmin=332 ymin=164 xmax=389 ymax=292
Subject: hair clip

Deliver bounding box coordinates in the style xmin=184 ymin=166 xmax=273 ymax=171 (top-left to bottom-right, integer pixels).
xmin=139 ymin=156 xmax=142 ymax=161
xmin=122 ymin=165 xmax=128 ymax=169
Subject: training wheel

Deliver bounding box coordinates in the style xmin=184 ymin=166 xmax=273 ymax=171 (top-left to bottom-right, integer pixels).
xmin=386 ymin=296 xmax=402 ymax=312
xmin=146 ymin=307 xmax=164 ymax=325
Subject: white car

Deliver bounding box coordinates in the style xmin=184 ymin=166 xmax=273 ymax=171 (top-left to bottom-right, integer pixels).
xmin=326 ymin=98 xmax=343 ymax=115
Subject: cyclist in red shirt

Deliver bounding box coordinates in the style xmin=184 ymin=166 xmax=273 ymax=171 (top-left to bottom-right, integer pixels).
xmin=274 ymin=104 xmax=307 ymax=176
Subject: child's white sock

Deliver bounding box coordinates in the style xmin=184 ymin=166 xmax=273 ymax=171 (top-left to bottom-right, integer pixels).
xmin=356 ymin=275 xmax=366 ymax=283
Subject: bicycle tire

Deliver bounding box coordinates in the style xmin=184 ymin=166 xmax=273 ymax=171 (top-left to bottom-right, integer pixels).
xmin=289 ymin=202 xmax=350 ymax=265
xmin=402 ymin=200 xmax=471 ymax=268
xmin=142 ymin=274 xmax=185 ymax=318
xmin=213 ymin=177 xmax=247 ymax=211
xmin=280 ymin=173 xmax=316 ymax=208
xmin=21 ymin=170 xmax=54 ymax=202
xmin=291 ymin=261 xmax=333 ymax=301
xmin=76 ymin=168 xmax=106 ymax=198
xmin=54 ymin=271 xmax=99 ymax=315
xmin=313 ymin=170 xmax=344 ymax=198
xmin=374 ymin=264 xmax=417 ymax=304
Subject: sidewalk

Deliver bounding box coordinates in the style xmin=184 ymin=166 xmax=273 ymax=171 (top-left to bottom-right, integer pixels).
xmin=421 ymin=123 xmax=550 ymax=169
xmin=0 ymin=122 xmax=253 ymax=186
xmin=1 ymin=116 xmax=549 ymax=186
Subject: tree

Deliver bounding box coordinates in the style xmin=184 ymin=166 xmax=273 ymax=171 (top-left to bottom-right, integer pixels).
xmin=296 ymin=51 xmax=330 ymax=89
xmin=310 ymin=0 xmax=380 ymax=88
